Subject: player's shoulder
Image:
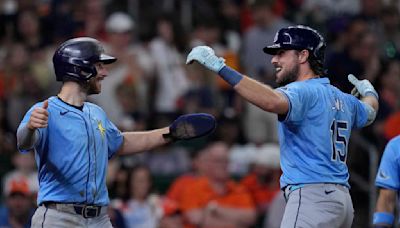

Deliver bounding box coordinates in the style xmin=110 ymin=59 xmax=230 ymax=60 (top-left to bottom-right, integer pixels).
xmin=85 ymin=102 xmax=106 ymax=114
xmin=387 ymin=135 xmax=400 ymax=148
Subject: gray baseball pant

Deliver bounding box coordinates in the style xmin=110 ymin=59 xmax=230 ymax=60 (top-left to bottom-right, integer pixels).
xmin=31 ymin=205 xmax=113 ymax=228
xmin=280 ymin=183 xmax=354 ymax=228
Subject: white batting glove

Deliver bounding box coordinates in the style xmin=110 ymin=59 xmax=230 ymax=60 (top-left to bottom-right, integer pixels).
xmin=347 ymin=74 xmax=378 ymax=99
xmin=186 ymin=46 xmax=226 ymax=73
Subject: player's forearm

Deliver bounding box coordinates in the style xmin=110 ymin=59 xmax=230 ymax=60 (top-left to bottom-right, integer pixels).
xmin=361 ymin=95 xmax=379 ymax=112
xmin=119 ymin=127 xmax=170 ymax=155
xmin=376 ymin=189 xmax=395 ymax=213
xmin=16 ymin=125 xmax=38 ymax=150
xmin=374 ymin=189 xmax=396 ymax=227
xmin=234 ymin=76 xmax=288 ymax=114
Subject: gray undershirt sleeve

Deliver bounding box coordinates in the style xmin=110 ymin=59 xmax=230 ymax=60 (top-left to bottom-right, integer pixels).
xmin=17 ymin=125 xmax=39 ymax=150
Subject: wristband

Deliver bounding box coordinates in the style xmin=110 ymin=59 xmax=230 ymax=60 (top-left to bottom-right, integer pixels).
xmin=218 ymin=66 xmax=243 ymax=86
xmin=365 ymin=91 xmax=379 ymax=100
xmin=373 ymin=212 xmax=394 ymax=226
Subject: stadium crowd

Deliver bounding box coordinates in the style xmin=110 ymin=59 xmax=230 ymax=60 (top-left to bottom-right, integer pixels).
xmin=0 ymin=0 xmax=400 ymax=227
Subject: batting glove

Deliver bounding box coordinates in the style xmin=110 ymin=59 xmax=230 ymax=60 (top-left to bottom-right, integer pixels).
xmin=163 ymin=113 xmax=216 ymax=141
xmin=186 ymin=46 xmax=226 ymax=73
xmin=348 ymin=74 xmax=379 ymax=99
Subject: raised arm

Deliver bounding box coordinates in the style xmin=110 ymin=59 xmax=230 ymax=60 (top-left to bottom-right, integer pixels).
xmin=347 ymin=74 xmax=379 ymax=125
xmin=186 ymin=46 xmax=288 ymax=115
xmin=17 ymin=100 xmax=49 ymax=150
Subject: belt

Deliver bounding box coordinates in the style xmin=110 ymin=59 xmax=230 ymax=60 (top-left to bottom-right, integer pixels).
xmin=42 ymin=202 xmax=103 ymax=218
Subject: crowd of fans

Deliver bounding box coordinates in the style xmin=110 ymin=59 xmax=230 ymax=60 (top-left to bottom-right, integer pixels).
xmin=0 ymin=0 xmax=400 ymax=227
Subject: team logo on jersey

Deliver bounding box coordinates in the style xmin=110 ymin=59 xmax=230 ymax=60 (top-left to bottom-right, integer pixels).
xmin=378 ymin=170 xmax=390 ymax=180
xmin=97 ymin=120 xmax=106 ymax=139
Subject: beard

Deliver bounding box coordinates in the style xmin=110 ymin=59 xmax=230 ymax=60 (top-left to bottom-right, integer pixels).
xmin=277 ymin=63 xmax=299 ymax=86
xmin=82 ymin=77 xmax=101 ymax=95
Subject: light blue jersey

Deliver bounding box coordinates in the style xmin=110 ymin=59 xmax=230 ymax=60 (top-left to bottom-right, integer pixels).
xmin=376 ymin=136 xmax=400 ymax=190
xmin=277 ymin=78 xmax=369 ymax=188
xmin=17 ymin=96 xmax=123 ymax=206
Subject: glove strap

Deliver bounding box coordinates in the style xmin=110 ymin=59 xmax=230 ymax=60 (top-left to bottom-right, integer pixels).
xmin=219 ymin=66 xmax=243 ymax=86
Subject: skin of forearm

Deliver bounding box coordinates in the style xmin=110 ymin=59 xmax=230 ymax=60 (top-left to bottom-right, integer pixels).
xmin=119 ymin=127 xmax=170 ymax=155
xmin=234 ymin=76 xmax=288 ymax=115
xmin=376 ymin=189 xmax=396 ymax=213
xmin=361 ymin=95 xmax=379 ymax=111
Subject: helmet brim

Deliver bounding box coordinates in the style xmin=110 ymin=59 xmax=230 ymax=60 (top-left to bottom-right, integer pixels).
xmin=99 ymin=54 xmax=117 ymax=64
xmin=263 ymin=44 xmax=282 ymax=55
xmin=263 ymin=43 xmax=306 ymax=55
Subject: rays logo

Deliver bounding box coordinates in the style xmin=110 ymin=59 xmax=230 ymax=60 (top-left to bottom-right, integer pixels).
xmin=97 ymin=120 xmax=106 ymax=139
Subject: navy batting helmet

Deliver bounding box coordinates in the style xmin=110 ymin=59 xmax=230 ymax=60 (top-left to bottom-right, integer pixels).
xmin=263 ymin=25 xmax=326 ymax=65
xmin=53 ymin=37 xmax=116 ymax=81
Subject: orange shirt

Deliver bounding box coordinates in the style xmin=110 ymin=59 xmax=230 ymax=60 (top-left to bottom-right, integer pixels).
xmin=180 ymin=177 xmax=255 ymax=228
xmin=181 ymin=177 xmax=255 ymax=211
xmin=240 ymin=173 xmax=280 ymax=209
xmin=166 ymin=174 xmax=199 ymax=206
xmin=384 ymin=111 xmax=400 ymax=140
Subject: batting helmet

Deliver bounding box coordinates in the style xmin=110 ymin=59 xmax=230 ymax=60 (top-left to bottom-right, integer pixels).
xmin=53 ymin=37 xmax=116 ymax=81
xmin=263 ymin=25 xmax=326 ymax=65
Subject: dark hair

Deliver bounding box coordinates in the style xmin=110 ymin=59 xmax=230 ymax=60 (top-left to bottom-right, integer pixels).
xmin=309 ymin=57 xmax=327 ymax=77
xmin=296 ymin=50 xmax=327 ymax=77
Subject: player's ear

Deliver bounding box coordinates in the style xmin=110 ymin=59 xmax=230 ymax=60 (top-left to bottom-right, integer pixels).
xmin=298 ymin=49 xmax=309 ymax=64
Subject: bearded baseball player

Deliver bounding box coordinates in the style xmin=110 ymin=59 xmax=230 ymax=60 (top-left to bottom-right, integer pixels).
xmin=186 ymin=25 xmax=379 ymax=228
xmin=16 ymin=37 xmax=216 ymax=227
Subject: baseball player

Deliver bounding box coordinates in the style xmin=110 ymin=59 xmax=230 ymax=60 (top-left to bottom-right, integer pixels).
xmin=186 ymin=25 xmax=379 ymax=228
xmin=373 ymin=135 xmax=400 ymax=228
xmin=16 ymin=37 xmax=216 ymax=228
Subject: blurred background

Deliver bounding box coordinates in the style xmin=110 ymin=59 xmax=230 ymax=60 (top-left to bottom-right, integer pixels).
xmin=0 ymin=0 xmax=399 ymax=227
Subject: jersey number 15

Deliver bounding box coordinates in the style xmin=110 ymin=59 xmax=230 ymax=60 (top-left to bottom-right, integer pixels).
xmin=330 ymin=120 xmax=349 ymax=163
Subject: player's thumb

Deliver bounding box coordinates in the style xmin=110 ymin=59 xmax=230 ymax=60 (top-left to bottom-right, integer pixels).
xmin=42 ymin=100 xmax=49 ymax=109
xmin=347 ymin=74 xmax=358 ymax=85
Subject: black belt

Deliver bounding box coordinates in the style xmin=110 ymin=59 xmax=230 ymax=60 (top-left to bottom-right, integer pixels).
xmin=42 ymin=202 xmax=102 ymax=218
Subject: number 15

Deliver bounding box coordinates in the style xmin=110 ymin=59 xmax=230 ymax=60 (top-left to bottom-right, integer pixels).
xmin=330 ymin=120 xmax=349 ymax=163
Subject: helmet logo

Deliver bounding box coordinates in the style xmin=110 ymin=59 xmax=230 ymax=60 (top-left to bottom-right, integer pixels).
xmin=282 ymin=32 xmax=292 ymax=45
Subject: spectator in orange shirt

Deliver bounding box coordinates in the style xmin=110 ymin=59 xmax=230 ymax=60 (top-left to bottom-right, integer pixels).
xmin=160 ymin=144 xmax=211 ymax=228
xmin=180 ymin=141 xmax=256 ymax=228
xmin=240 ymin=143 xmax=282 ymax=226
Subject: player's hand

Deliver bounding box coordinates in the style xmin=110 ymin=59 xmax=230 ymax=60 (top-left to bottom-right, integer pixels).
xmin=163 ymin=113 xmax=216 ymax=141
xmin=27 ymin=100 xmax=49 ymax=130
xmin=186 ymin=46 xmax=226 ymax=73
xmin=347 ymin=74 xmax=379 ymax=99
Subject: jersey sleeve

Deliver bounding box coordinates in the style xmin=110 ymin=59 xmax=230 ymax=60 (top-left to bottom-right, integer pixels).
xmin=276 ymin=82 xmax=312 ymax=124
xmin=17 ymin=102 xmax=47 ymax=153
xmin=348 ymin=96 xmax=368 ymax=129
xmin=105 ymin=118 xmax=123 ymax=159
xmin=375 ymin=137 xmax=400 ymax=190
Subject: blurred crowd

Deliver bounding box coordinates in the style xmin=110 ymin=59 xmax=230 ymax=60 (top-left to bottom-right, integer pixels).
xmin=0 ymin=0 xmax=400 ymax=227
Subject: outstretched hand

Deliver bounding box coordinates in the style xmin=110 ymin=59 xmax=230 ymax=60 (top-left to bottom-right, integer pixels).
xmin=347 ymin=74 xmax=378 ymax=99
xmin=27 ymin=100 xmax=49 ymax=130
xmin=164 ymin=113 xmax=216 ymax=141
xmin=186 ymin=46 xmax=226 ymax=73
